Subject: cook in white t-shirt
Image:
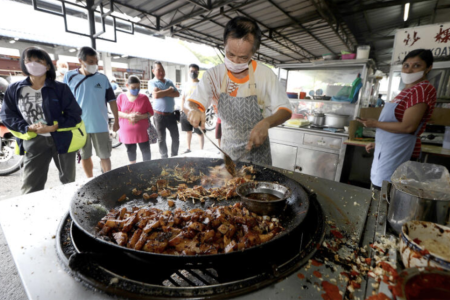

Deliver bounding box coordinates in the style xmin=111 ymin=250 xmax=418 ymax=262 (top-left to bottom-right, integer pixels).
xmin=187 ymin=16 xmax=291 ymax=163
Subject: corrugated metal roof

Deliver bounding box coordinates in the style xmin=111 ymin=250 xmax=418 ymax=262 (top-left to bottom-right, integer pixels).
xmin=108 ymin=0 xmax=358 ymax=64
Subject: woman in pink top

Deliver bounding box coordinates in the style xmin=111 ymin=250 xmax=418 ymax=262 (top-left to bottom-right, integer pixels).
xmin=117 ymin=76 xmax=154 ymax=163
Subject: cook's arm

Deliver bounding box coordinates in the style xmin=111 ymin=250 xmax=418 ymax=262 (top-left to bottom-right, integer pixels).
xmin=358 ymin=103 xmax=427 ymax=134
xmin=247 ymin=109 xmax=291 ymax=149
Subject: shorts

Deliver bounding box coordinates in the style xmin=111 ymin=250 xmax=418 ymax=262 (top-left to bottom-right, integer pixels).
xmin=180 ymin=113 xmax=202 ymax=135
xmin=215 ymin=122 xmax=222 ymax=139
xmin=80 ymin=132 xmax=112 ymax=160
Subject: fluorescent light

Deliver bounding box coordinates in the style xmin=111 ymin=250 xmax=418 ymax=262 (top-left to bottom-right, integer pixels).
xmin=69 ymin=48 xmax=76 ymax=52
xmin=113 ymin=56 xmax=121 ymax=59
xmin=9 ymin=40 xmax=15 ymax=44
xmin=14 ymin=37 xmax=19 ymax=41
xmin=121 ymin=54 xmax=128 ymax=58
xmin=404 ymin=3 xmax=410 ymax=22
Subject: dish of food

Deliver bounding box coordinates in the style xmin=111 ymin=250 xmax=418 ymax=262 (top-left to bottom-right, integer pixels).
xmin=400 ymin=221 xmax=450 ymax=270
xmin=97 ymin=202 xmax=284 ymax=255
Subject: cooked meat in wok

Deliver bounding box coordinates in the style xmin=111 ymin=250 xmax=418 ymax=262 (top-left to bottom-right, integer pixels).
xmin=97 ymin=202 xmax=284 ymax=255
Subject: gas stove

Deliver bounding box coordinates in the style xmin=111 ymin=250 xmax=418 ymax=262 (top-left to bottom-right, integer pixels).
xmin=420 ymin=132 xmax=444 ymax=145
xmin=56 ymin=195 xmax=325 ymax=299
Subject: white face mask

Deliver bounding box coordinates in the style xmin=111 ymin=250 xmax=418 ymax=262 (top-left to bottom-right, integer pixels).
xmin=58 ymin=68 xmax=68 ymax=75
xmin=83 ymin=63 xmax=98 ymax=74
xmin=401 ymin=71 xmax=424 ymax=85
xmin=224 ymin=55 xmax=250 ymax=73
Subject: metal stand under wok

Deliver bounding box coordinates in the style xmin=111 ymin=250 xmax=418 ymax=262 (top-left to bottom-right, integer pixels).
xmin=56 ymin=195 xmax=325 ymax=300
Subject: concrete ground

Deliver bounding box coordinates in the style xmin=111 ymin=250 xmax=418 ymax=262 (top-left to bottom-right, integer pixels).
xmin=0 ymin=124 xmax=213 ymax=300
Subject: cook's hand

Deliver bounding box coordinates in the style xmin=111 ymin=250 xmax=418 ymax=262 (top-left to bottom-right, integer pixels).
xmin=168 ymin=86 xmax=174 ymax=91
xmin=187 ymin=110 xmax=205 ymax=130
xmin=357 ymin=118 xmax=378 ymax=128
xmin=113 ymin=120 xmax=120 ymax=132
xmin=365 ymin=142 xmax=375 ymax=153
xmin=153 ymin=87 xmax=160 ymax=92
xmin=247 ymin=120 xmax=270 ymax=150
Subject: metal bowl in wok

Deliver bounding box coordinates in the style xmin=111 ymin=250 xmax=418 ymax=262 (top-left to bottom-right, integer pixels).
xmin=236 ymin=181 xmax=292 ymax=215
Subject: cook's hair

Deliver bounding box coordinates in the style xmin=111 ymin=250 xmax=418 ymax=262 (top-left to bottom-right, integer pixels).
xmin=402 ymin=49 xmax=433 ymax=67
xmin=77 ymin=46 xmax=98 ymax=61
xmin=224 ymin=16 xmax=261 ymax=53
xmin=20 ymin=46 xmax=56 ymax=81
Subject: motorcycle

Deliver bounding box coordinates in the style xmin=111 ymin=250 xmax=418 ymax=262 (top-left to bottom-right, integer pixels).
xmin=0 ymin=79 xmax=24 ymax=175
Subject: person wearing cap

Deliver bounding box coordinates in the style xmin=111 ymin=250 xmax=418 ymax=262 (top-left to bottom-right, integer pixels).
xmin=186 ymin=16 xmax=292 ymax=165
xmin=0 ymin=47 xmax=84 ymax=194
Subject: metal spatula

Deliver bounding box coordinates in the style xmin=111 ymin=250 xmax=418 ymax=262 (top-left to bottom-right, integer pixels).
xmin=198 ymin=127 xmax=236 ymax=177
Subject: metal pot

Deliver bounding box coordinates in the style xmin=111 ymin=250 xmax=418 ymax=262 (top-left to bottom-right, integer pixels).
xmin=324 ymin=114 xmax=348 ymax=128
xmin=311 ymin=113 xmax=325 ymax=126
xmin=382 ymin=181 xmax=450 ymax=235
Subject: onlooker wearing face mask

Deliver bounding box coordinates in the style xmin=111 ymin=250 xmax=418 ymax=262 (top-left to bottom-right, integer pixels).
xmin=116 ymin=75 xmax=153 ymax=163
xmin=64 ymin=46 xmax=119 ymax=178
xmin=0 ymin=46 xmax=84 ymax=194
xmin=358 ymin=49 xmax=436 ymax=190
xmin=110 ymin=77 xmax=122 ymax=93
xmin=56 ymin=60 xmax=69 ymax=82
xmin=180 ymin=64 xmax=204 ymax=153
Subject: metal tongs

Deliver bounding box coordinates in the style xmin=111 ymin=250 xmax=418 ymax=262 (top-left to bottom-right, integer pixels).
xmin=198 ymin=127 xmax=237 ymax=177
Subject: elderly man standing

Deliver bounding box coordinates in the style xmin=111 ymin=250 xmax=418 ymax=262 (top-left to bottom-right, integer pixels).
xmin=148 ymin=61 xmax=180 ymax=158
xmin=64 ymin=46 xmax=119 ymax=177
xmin=55 ymin=60 xmax=69 ymax=82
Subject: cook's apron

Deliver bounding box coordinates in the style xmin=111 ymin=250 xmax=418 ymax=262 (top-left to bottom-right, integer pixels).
xmin=370 ymin=102 xmax=422 ymax=187
xmin=217 ymin=63 xmax=272 ymax=165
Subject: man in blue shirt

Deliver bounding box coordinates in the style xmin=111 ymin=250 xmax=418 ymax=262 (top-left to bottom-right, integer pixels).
xmin=64 ymin=46 xmax=119 ymax=177
xmin=148 ymin=62 xmax=180 ymax=158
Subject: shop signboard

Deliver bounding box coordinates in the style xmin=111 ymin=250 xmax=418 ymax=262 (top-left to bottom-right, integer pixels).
xmin=392 ymin=22 xmax=450 ymax=65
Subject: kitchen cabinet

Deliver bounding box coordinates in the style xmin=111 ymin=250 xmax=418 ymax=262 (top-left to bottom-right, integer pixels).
xmin=270 ymin=143 xmax=297 ymax=171
xmin=295 ymin=148 xmax=338 ymax=180
xmin=269 ymin=126 xmax=347 ymax=182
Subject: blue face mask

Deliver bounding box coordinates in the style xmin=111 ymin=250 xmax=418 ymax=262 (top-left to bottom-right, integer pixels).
xmin=130 ymin=88 xmax=140 ymax=96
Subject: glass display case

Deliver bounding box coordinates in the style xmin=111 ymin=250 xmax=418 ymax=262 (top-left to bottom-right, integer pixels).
xmin=278 ymin=59 xmax=376 ymax=119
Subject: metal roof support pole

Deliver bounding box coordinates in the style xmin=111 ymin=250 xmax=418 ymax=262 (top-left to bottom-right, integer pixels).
xmin=86 ymin=0 xmax=97 ymax=49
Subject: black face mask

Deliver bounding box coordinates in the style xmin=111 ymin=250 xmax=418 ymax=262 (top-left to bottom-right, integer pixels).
xmin=190 ymin=72 xmax=198 ymax=79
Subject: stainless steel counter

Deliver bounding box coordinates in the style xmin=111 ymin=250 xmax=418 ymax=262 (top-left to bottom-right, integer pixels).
xmin=0 ymin=152 xmax=374 ymax=300
xmin=269 ymin=126 xmax=348 ymax=181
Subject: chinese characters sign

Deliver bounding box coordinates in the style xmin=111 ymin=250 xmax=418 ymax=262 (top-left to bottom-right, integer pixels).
xmin=392 ymin=23 xmax=450 ymax=65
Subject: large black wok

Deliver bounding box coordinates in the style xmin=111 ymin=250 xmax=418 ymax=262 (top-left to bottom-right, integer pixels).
xmin=70 ymin=157 xmax=310 ymax=267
